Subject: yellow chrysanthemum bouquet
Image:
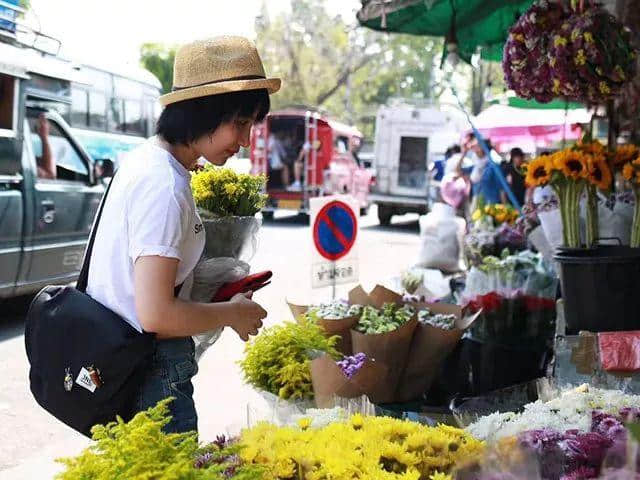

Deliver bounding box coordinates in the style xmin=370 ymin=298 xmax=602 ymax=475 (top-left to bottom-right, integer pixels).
xmin=189 ymin=167 xmax=268 ymax=358
xmin=525 ymin=139 xmax=612 ymax=248
xmin=471 ymin=202 xmax=520 ymax=227
xmin=239 ymin=414 xmax=484 ymax=480
xmin=191 ymin=166 xmax=267 ymax=218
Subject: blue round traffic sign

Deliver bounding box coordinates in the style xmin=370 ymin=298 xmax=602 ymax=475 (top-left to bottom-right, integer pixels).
xmin=313 ymin=201 xmax=357 ymax=261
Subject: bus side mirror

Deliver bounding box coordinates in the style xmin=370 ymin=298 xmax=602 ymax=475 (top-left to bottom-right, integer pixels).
xmin=95 ymin=158 xmax=115 ymax=179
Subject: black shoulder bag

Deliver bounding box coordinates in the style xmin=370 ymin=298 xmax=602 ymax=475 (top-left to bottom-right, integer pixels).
xmin=24 ymin=175 xmax=157 ymax=437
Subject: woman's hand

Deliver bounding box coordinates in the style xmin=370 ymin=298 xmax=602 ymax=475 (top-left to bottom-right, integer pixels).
xmin=228 ymin=291 xmax=267 ymax=341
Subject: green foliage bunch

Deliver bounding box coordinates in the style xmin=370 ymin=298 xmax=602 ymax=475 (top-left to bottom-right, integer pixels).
xmin=191 ymin=166 xmax=267 ymax=217
xmin=240 ymin=318 xmax=340 ymax=400
xmin=56 ymin=399 xmax=263 ymax=480
xmin=355 ymin=303 xmax=415 ymax=335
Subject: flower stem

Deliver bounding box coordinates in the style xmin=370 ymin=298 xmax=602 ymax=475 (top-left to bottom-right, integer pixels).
xmin=632 ymin=187 xmax=640 ymax=248
xmin=586 ymin=184 xmax=598 ymax=248
xmin=568 ymin=181 xmax=578 ymax=248
xmin=555 ymin=184 xmax=569 ymax=247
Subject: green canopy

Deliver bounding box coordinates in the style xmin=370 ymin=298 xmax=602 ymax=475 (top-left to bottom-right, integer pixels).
xmin=357 ymin=0 xmax=534 ymax=63
xmin=494 ymin=97 xmax=585 ymax=110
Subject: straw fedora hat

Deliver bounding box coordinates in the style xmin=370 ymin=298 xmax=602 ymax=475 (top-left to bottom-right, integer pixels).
xmin=159 ymin=36 xmax=281 ymax=106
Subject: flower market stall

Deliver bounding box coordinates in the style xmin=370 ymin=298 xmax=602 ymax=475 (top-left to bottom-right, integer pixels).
xmin=51 ymin=2 xmax=640 ymax=480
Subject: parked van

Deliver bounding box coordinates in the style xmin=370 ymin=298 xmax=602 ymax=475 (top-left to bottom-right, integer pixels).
xmin=371 ymin=104 xmax=463 ymax=225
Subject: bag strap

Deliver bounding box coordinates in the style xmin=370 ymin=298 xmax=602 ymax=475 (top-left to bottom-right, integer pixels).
xmin=76 ymin=174 xmax=185 ymax=297
xmin=76 ymin=176 xmax=117 ymax=293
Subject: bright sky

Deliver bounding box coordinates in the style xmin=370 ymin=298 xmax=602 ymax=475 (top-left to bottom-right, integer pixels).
xmin=28 ymin=0 xmax=361 ymax=69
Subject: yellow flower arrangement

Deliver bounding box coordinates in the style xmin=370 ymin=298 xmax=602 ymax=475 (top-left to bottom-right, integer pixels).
xmin=523 ymin=141 xmax=615 ymax=248
xmin=617 ymin=146 xmax=640 ymax=247
xmin=472 ymin=203 xmax=519 ymax=226
xmin=551 ymin=149 xmax=588 ymax=180
xmin=524 ymin=156 xmax=552 ymax=187
xmin=239 ymin=416 xmax=484 ymax=480
xmin=586 ymin=155 xmax=613 ymax=192
xmin=614 ymin=144 xmax=640 ymax=167
xmin=191 ymin=166 xmax=267 ymax=217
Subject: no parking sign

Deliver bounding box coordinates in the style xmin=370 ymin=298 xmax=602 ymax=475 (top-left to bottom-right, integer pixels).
xmin=310 ymin=195 xmax=359 ymax=289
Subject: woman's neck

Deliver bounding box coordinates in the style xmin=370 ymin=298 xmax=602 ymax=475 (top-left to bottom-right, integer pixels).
xmin=156 ymin=136 xmax=199 ymax=171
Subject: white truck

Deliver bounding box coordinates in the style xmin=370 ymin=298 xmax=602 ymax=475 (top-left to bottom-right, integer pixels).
xmin=370 ymin=104 xmax=464 ymax=225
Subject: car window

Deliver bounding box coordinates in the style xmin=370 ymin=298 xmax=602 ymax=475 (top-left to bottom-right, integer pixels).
xmin=335 ymin=136 xmax=349 ymax=154
xmin=28 ymin=113 xmax=89 ymax=182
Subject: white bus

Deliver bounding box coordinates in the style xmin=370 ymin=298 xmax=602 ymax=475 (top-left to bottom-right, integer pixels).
xmin=1 ymin=0 xmax=162 ymax=165
xmin=68 ymin=64 xmax=162 ymax=166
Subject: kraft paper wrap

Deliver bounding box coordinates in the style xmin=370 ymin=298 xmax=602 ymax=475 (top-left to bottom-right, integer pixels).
xmin=288 ymin=301 xmax=358 ymax=355
xmin=395 ymin=301 xmax=481 ymax=402
xmin=310 ymin=354 xmax=387 ymax=408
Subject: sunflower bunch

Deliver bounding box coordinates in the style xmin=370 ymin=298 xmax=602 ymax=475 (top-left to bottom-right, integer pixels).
xmin=191 ymin=166 xmax=267 ymax=217
xmin=239 ymin=415 xmax=484 ymax=480
xmin=472 ymin=203 xmax=520 ymax=226
xmin=524 ymin=142 xmax=613 ymax=247
xmin=616 ymin=145 xmax=640 ymax=247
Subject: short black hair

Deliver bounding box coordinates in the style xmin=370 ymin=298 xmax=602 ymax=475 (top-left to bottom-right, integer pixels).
xmin=156 ymin=88 xmax=270 ymax=145
xmin=510 ymin=147 xmax=525 ymax=158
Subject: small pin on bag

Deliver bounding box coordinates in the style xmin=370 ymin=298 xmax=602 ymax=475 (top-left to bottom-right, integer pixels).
xmin=24 ymin=174 xmax=157 ymax=437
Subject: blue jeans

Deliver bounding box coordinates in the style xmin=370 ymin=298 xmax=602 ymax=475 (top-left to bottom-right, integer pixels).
xmin=134 ymin=337 xmax=198 ymax=434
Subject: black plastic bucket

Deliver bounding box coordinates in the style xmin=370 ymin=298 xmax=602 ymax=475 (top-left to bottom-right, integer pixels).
xmin=428 ymin=338 xmax=550 ymax=399
xmin=555 ymin=246 xmax=640 ymax=334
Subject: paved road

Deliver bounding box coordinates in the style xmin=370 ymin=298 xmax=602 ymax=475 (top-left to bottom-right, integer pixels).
xmin=0 ymin=208 xmax=421 ymax=479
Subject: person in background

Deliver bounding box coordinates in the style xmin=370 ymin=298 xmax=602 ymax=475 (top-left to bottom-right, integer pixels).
xmin=287 ymin=139 xmax=309 ymax=192
xmin=444 ymin=144 xmax=462 ymax=176
xmin=35 ymin=113 xmax=56 ymax=179
xmin=268 ymin=129 xmax=289 ymax=188
xmin=465 ymin=138 xmax=504 ymax=206
xmin=501 ymin=147 xmax=527 ymax=207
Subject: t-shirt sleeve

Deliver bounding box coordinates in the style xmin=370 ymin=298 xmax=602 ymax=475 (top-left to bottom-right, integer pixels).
xmin=127 ymin=178 xmax=189 ymax=263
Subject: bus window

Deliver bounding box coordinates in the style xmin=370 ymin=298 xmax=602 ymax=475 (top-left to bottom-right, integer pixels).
xmin=70 ymin=87 xmax=88 ymax=127
xmin=89 ymin=91 xmax=107 ymax=130
xmin=26 ymin=73 xmax=70 ymax=99
xmin=335 ymin=136 xmax=349 ymax=154
xmin=84 ymin=67 xmax=111 ymax=93
xmin=114 ymin=76 xmax=143 ymax=100
xmin=108 ymin=98 xmax=125 ymax=133
xmin=0 ymin=74 xmax=15 ymax=130
xmin=124 ymin=99 xmax=144 ymax=135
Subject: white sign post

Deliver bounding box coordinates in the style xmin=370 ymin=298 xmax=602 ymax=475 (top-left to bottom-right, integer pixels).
xmin=310 ymin=195 xmax=360 ymax=295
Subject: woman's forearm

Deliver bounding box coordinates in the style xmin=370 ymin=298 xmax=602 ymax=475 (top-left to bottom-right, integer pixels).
xmin=145 ymin=298 xmax=239 ymax=338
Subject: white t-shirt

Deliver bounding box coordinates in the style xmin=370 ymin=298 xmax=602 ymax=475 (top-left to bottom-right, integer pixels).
xmin=86 ymin=139 xmax=205 ymax=332
xmin=268 ymin=136 xmax=285 ymax=170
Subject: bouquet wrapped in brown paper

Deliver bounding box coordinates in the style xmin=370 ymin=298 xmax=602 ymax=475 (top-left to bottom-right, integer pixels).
xmin=288 ymin=300 xmax=361 ymax=355
xmin=310 ymin=353 xmax=387 ymax=408
xmin=395 ymin=301 xmax=481 ymax=403
xmin=347 ymin=285 xmax=418 ymax=403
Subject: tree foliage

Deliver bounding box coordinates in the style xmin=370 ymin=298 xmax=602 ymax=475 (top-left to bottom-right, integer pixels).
xmin=138 ymin=1 xmax=445 ymax=138
xmin=255 ymin=0 xmax=443 ymax=137
xmin=140 ymin=43 xmax=177 ymax=94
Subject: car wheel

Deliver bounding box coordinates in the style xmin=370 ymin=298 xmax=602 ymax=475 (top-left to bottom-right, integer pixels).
xmin=377 ymin=205 xmax=393 ymax=226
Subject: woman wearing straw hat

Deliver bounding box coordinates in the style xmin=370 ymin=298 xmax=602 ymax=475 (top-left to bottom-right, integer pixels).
xmin=86 ymin=36 xmax=280 ymax=433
